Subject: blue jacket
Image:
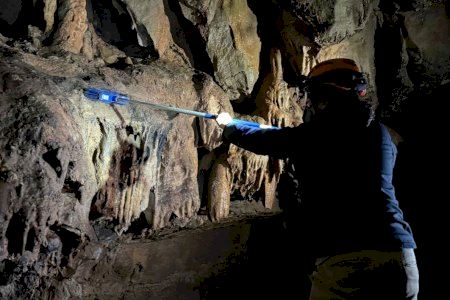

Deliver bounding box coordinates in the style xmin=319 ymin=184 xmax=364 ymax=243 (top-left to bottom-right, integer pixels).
xmin=223 ymin=117 xmax=416 ymax=257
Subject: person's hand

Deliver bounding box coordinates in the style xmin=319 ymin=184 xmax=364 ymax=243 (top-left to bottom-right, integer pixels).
xmin=216 ymin=112 xmax=233 ymax=128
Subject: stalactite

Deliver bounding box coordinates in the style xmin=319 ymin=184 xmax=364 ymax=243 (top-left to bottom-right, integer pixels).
xmin=43 ymin=0 xmax=57 ymax=34
xmin=218 ymin=48 xmax=302 ymax=212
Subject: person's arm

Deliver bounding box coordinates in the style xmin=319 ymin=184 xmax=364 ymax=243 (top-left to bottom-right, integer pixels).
xmin=217 ymin=113 xmax=305 ymax=159
xmin=380 ymin=124 xmax=398 ymax=201
xmin=380 ymin=124 xmax=410 ymax=223
xmin=380 ymin=124 xmax=416 ymax=244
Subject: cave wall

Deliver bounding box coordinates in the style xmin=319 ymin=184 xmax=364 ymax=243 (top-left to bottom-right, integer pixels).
xmin=1 ymin=0 xmax=448 ymax=298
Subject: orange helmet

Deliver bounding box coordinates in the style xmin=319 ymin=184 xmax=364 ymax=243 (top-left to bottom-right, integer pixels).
xmin=307 ymin=58 xmax=367 ymax=97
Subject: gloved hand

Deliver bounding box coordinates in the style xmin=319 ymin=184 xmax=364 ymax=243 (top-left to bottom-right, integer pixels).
xmin=216 ymin=112 xmax=233 ymax=128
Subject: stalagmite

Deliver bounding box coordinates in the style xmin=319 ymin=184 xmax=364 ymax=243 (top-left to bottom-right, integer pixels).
xmin=207 ymin=154 xmax=232 ymax=222
xmin=52 ymin=0 xmax=88 ymax=53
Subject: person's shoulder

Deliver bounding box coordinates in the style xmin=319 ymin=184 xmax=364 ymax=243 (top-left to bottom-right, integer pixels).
xmin=378 ymin=123 xmax=403 ymax=146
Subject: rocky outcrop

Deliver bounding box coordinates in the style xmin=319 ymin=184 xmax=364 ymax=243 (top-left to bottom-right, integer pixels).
xmin=121 ymin=0 xmax=191 ymax=65
xmin=180 ymin=0 xmax=261 ymax=100
xmin=284 ymin=0 xmax=377 ymax=45
xmin=0 ymin=43 xmax=232 ymax=233
xmin=0 ymin=41 xmax=232 ymax=297
xmin=52 ymin=0 xmax=88 ymax=53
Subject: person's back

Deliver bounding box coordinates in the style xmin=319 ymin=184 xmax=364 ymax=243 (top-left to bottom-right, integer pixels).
xmin=217 ymin=58 xmax=419 ymax=299
xmin=293 ymin=119 xmax=415 ymax=254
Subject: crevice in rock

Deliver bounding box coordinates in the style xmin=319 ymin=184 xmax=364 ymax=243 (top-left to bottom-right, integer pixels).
xmin=25 ymin=226 xmax=37 ymax=252
xmin=88 ymin=192 xmax=102 ymax=221
xmin=62 ymin=160 xmax=82 ymax=201
xmin=92 ymin=118 xmax=106 ymax=166
xmin=125 ymin=125 xmax=134 ymax=136
xmin=0 ymin=0 xmax=45 ymax=39
xmin=193 ymin=115 xmax=209 ymax=208
xmin=0 ymin=260 xmax=16 ymax=285
xmin=42 ymin=145 xmax=62 ymax=177
xmin=124 ymin=212 xmax=150 ymax=235
xmin=87 ymin=0 xmax=158 ymax=59
xmin=169 ymin=212 xmax=177 ymax=222
xmin=91 ymin=148 xmax=98 ymax=165
xmin=6 ymin=209 xmax=26 ymax=255
xmin=62 ymin=177 xmax=82 ymax=201
xmin=374 ymin=10 xmax=405 ymax=121
xmin=106 ymin=57 xmax=134 ymax=70
xmin=164 ymin=0 xmax=214 ymax=76
xmin=197 ymin=147 xmax=211 ymax=209
xmin=15 ymin=184 xmax=23 ymax=197
xmin=49 ymin=224 xmax=81 ymax=267
xmin=236 ymin=0 xmax=281 ymax=112
xmin=229 ymin=25 xmax=237 ymax=50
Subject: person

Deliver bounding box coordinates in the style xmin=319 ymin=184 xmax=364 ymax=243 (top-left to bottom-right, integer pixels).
xmin=215 ymin=58 xmax=419 ymax=300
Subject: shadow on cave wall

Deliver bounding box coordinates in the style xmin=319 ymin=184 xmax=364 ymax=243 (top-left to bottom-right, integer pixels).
xmin=87 ymin=0 xmax=158 ymax=59
xmin=0 ymin=0 xmax=45 ymax=38
xmin=394 ymin=83 xmax=449 ymax=300
xmin=374 ymin=4 xmax=448 ymax=297
xmin=164 ymin=0 xmax=214 ymax=76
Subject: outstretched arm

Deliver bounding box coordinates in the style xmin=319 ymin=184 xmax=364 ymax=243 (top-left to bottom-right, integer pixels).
xmin=217 ymin=113 xmax=304 ymax=159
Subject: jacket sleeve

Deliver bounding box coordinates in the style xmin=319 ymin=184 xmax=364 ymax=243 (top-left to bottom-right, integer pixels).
xmin=380 ymin=124 xmax=398 ymax=201
xmin=380 ymin=124 xmax=416 ymax=246
xmin=222 ymin=123 xmax=305 ymax=159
